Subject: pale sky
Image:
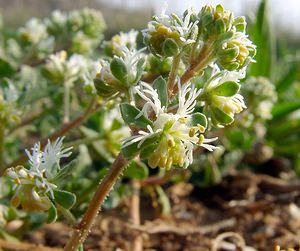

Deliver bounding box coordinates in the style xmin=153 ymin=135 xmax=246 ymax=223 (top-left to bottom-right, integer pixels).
xmin=104 ymin=0 xmax=300 ymax=37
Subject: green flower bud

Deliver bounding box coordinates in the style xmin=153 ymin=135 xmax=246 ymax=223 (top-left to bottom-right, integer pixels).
xmin=217 ymin=33 xmax=256 ymax=70
xmin=202 ymin=70 xmax=246 ymax=127
xmin=143 ymin=9 xmax=198 ymax=58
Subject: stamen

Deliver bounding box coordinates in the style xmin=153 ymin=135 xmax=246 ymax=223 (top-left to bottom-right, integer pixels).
xmin=197 ymin=134 xmax=205 ymax=145
xmin=168 ymin=139 xmax=176 ymax=148
xmin=189 ymin=127 xmax=196 ymax=137
xmin=197 ymin=124 xmax=206 ymax=133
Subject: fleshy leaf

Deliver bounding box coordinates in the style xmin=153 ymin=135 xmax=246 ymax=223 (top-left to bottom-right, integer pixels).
xmin=153 ymin=76 xmax=168 ymax=107
xmin=123 ymin=161 xmax=149 ymax=180
xmin=190 ymin=112 xmax=207 ymax=128
xmin=53 ymin=190 xmax=76 ymax=210
xmin=213 ymin=81 xmax=240 ymax=97
xmin=120 ymin=103 xmax=153 ymax=128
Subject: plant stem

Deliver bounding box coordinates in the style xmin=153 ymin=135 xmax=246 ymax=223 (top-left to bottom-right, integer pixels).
xmin=0 ymin=122 xmax=5 ymax=175
xmin=63 ymin=82 xmax=71 ymax=124
xmin=167 ymin=54 xmax=181 ymax=97
xmin=180 ymin=42 xmax=216 ymax=85
xmin=64 ymin=153 xmax=128 ymax=251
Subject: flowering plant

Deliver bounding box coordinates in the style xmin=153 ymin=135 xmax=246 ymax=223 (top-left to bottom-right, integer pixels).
xmin=6 ymin=3 xmax=297 ymax=251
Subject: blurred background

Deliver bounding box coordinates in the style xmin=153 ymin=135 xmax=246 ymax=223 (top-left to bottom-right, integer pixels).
xmin=0 ymin=0 xmax=299 ymax=45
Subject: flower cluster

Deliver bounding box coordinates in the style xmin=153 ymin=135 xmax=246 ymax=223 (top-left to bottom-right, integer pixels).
xmin=116 ymin=4 xmax=256 ymax=170
xmin=45 ymin=8 xmax=106 ymax=54
xmin=6 ymin=138 xmax=73 ymax=212
xmin=42 ymin=50 xmax=88 ymax=85
xmin=241 ymin=76 xmax=277 ymax=122
xmin=200 ymin=67 xmax=246 ymax=127
xmin=121 ymin=81 xmax=218 ymax=169
xmin=143 ymin=8 xmax=198 ymax=57
xmin=103 ymin=29 xmax=138 ymax=56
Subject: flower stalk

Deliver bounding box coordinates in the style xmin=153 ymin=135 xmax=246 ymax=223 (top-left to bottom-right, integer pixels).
xmin=167 ymin=54 xmax=181 ymax=97
xmin=64 ymin=153 xmax=128 ymax=251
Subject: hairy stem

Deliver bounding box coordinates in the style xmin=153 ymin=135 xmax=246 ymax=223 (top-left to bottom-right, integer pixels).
xmin=167 ymin=54 xmax=181 ymax=97
xmin=64 ymin=153 xmax=128 ymax=251
xmin=0 ymin=122 xmax=5 ymax=175
xmin=180 ymin=42 xmax=216 ymax=85
xmin=2 ymin=98 xmax=98 ymax=174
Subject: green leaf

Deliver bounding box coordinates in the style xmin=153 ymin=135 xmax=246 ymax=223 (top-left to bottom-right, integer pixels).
xmin=110 ymin=57 xmax=127 ymax=82
xmin=153 ymin=76 xmax=168 ymax=107
xmin=134 ymin=58 xmax=146 ymax=83
xmin=190 ymin=112 xmax=207 ymax=128
xmin=122 ymin=135 xmax=160 ymax=159
xmin=122 ymin=141 xmax=140 ymax=159
xmin=53 ymin=190 xmax=76 ymax=210
xmin=213 ymin=81 xmax=240 ymax=97
xmin=248 ymin=0 xmax=275 ymax=77
xmin=276 ymin=64 xmax=299 ymax=93
xmin=0 ymin=58 xmax=15 ymax=78
xmin=47 ymin=203 xmax=57 ymax=223
xmin=120 ymin=103 xmax=153 ymax=128
xmin=124 ymin=161 xmax=149 ymax=180
xmin=51 ymin=160 xmax=77 ymax=183
xmin=94 ymin=78 xmax=116 ymax=97
xmin=272 ymin=102 xmax=300 ymax=119
xmin=162 ymin=38 xmax=179 ymax=57
xmin=212 ymin=107 xmax=234 ymax=125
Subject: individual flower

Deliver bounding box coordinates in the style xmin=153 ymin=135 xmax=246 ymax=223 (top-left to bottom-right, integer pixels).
xmin=122 ymin=81 xmax=217 ymax=169
xmin=6 ymin=137 xmax=72 ymax=212
xmin=19 ymin=18 xmax=48 ymax=44
xmin=217 ymin=32 xmax=256 ymax=70
xmin=143 ymin=7 xmax=198 ymax=57
xmin=104 ymin=29 xmax=138 ymax=56
xmin=45 ymin=10 xmax=68 ymax=35
xmin=200 ymin=67 xmax=246 ymax=127
xmin=42 ymin=51 xmax=87 ymax=84
xmin=94 ymin=47 xmax=146 ymax=98
xmin=241 ymin=76 xmax=277 ymax=121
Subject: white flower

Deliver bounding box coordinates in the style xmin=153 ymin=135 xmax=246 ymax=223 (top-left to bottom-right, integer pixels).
xmin=8 ymin=137 xmax=72 ymax=198
xmin=111 ymin=29 xmax=138 ymax=54
xmin=19 ymin=18 xmax=49 ymax=44
xmin=143 ymin=7 xmax=198 ymax=46
xmin=203 ymin=67 xmax=247 ymax=126
xmin=123 ymin=81 xmax=217 ymax=169
xmin=44 ymin=51 xmax=87 ymax=84
xmin=116 ymin=47 xmax=146 ymax=83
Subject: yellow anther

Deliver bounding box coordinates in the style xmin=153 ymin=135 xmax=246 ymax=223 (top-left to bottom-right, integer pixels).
xmin=197 ymin=134 xmax=205 ymax=145
xmin=168 ymin=139 xmax=176 ymax=148
xmin=159 ymin=156 xmax=167 ymax=168
xmin=197 ymin=124 xmax=206 ymax=133
xmin=189 ymin=127 xmax=196 ymax=137
xmin=178 ymin=117 xmax=188 ymax=124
